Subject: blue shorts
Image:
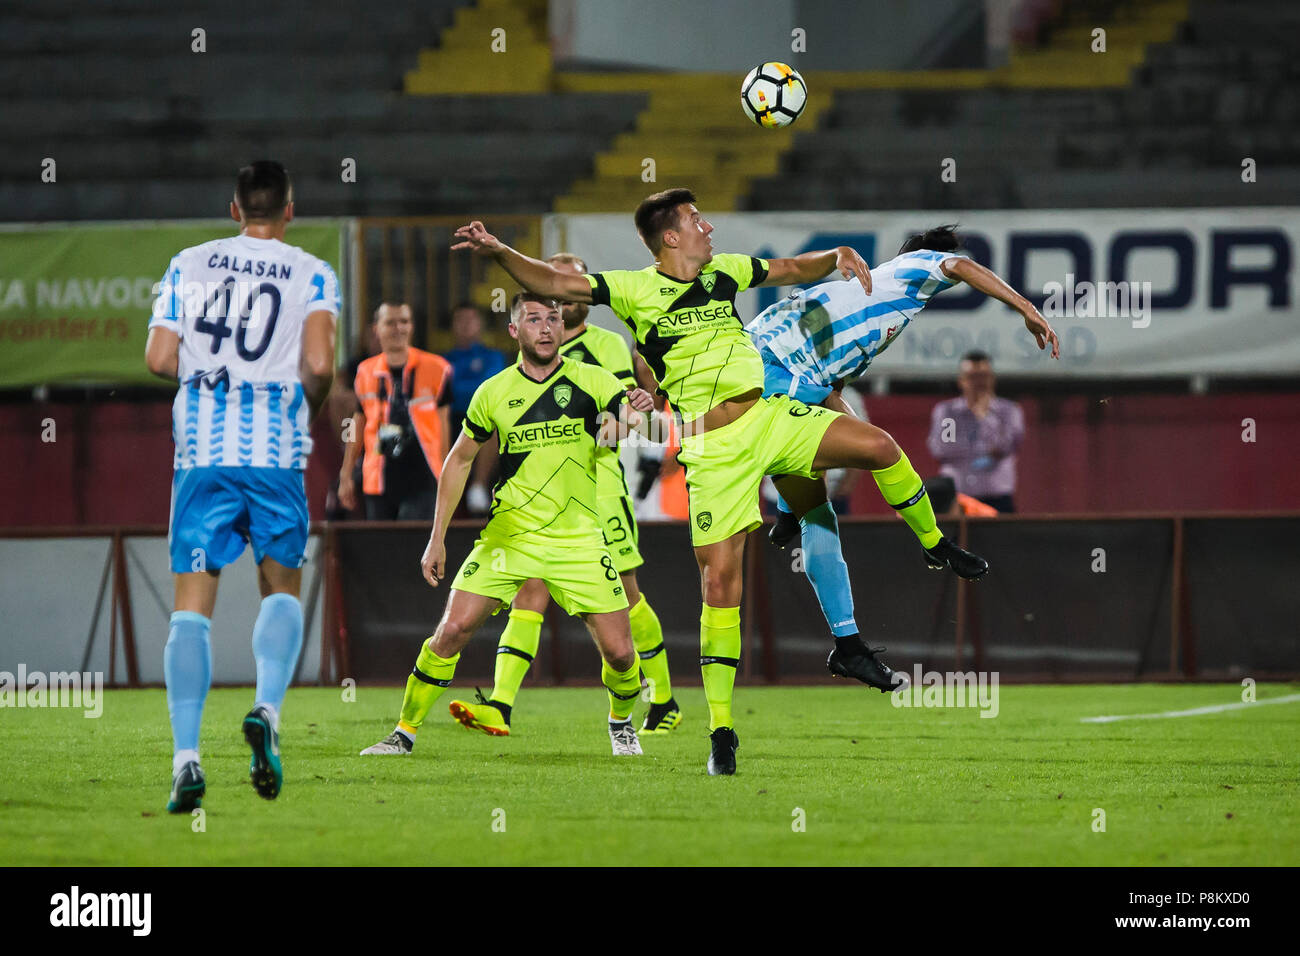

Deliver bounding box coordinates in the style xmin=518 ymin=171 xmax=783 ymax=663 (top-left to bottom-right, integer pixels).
xmin=169 ymin=466 xmax=309 ymax=574
xmin=760 ymin=352 xmax=835 ymax=405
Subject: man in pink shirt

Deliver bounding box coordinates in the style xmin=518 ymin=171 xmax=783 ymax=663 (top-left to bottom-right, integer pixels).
xmin=927 ymin=351 xmax=1024 ymax=512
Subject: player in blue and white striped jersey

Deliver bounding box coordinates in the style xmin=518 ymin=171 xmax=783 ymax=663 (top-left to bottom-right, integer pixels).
xmin=749 ymin=229 xmax=1057 ymax=405
xmin=744 ymin=225 xmax=1058 ymax=679
xmin=145 ymin=161 xmax=339 ymax=814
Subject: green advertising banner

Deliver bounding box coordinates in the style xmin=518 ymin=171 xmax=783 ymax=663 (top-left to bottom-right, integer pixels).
xmin=0 ymin=220 xmax=344 ymax=388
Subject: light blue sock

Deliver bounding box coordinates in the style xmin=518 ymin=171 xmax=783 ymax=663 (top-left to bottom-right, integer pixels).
xmin=252 ymin=593 xmax=304 ymax=720
xmin=799 ymin=502 xmax=858 ymax=638
xmin=165 ymin=611 xmax=212 ymax=757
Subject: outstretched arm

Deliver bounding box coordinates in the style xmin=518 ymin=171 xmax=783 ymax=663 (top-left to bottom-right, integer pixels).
xmin=760 ymin=246 xmax=872 ymax=294
xmin=452 ymin=221 xmax=595 ymax=303
xmin=942 ymin=258 xmax=1060 ymax=359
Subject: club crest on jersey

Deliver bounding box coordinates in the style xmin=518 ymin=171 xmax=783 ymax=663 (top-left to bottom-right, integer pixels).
xmin=553 ymin=383 xmax=572 ymax=409
xmin=463 ymin=562 xmax=480 ymax=577
xmin=699 ymin=272 xmax=717 ymax=294
xmin=568 ymin=349 xmax=586 ymax=362
xmin=696 ymin=511 xmax=713 ymax=531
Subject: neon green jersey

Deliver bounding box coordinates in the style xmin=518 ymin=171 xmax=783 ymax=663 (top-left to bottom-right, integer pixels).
xmin=559 ymin=324 xmax=636 ymax=499
xmin=462 ymin=356 xmax=627 ymax=542
xmin=585 ymin=252 xmax=770 ymax=422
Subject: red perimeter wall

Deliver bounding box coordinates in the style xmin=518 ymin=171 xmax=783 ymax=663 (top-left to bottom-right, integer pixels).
xmin=1 ymin=392 xmax=1297 ymax=528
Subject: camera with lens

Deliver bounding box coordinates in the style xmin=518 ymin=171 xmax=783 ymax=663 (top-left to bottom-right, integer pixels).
xmin=377 ymin=422 xmax=410 ymax=459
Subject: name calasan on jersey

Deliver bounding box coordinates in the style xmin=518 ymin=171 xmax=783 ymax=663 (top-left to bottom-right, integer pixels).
xmin=586 ymin=252 xmax=769 ymax=422
xmin=150 ymin=235 xmax=341 ymax=471
xmin=558 ymin=324 xmax=636 ymax=499
xmin=747 ymin=250 xmax=966 ymax=388
xmin=463 ymin=356 xmax=628 ymax=543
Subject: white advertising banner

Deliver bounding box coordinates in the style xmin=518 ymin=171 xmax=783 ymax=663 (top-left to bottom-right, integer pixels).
xmin=543 ymin=209 xmax=1299 ymax=379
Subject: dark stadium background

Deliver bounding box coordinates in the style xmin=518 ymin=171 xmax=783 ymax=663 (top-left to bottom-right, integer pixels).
xmin=1 ymin=0 xmax=1296 ymax=688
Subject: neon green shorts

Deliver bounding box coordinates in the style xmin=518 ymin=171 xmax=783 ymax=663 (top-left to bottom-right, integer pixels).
xmin=451 ymin=533 xmax=629 ymax=616
xmin=597 ymin=493 xmax=643 ymax=575
xmin=676 ymin=393 xmax=840 ymax=547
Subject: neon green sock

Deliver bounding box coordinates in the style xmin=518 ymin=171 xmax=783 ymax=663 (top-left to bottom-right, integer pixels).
xmin=871 ymin=449 xmax=942 ymax=549
xmin=700 ymin=604 xmax=741 ymax=731
xmin=397 ymin=640 xmax=459 ymax=736
xmin=602 ymin=659 xmax=641 ymax=721
xmin=629 ymin=595 xmax=672 ymax=705
xmin=490 ymin=608 xmax=543 ymax=709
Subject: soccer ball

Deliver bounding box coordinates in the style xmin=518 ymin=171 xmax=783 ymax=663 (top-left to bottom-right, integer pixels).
xmin=740 ymin=62 xmax=808 ymax=129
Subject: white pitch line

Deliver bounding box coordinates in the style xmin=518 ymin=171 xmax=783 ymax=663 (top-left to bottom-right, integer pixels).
xmin=1080 ymin=693 xmax=1300 ymax=723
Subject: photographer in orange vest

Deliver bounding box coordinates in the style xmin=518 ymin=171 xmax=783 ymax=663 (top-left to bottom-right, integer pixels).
xmin=340 ymin=303 xmax=453 ymax=520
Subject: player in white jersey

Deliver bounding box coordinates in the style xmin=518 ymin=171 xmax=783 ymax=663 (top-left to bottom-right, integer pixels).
xmin=744 ymin=225 xmax=1057 ymax=675
xmin=145 ymin=161 xmax=339 ymax=813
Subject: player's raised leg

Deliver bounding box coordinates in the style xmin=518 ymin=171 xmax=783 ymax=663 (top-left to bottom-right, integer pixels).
xmin=164 ymin=568 xmax=219 ymax=813
xmin=450 ymin=578 xmax=550 ymax=736
xmin=582 ymin=608 xmax=643 ymax=755
xmin=811 ymin=415 xmax=988 ymax=579
xmin=363 ymin=587 xmax=502 ymax=754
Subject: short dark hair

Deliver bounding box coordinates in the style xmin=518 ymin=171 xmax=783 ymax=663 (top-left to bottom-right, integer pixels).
xmin=634 ymin=187 xmax=696 ymax=253
xmin=509 ymin=292 xmax=558 ymax=322
xmin=899 ymin=224 xmax=961 ymax=255
xmin=372 ymin=302 xmax=412 ymax=324
xmin=961 ymin=350 xmax=992 ymax=365
xmin=235 ymin=160 xmax=292 ymax=220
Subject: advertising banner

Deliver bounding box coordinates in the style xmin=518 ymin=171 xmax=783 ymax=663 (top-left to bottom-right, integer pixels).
xmin=544 ymin=208 xmax=1298 ymax=378
xmin=0 ymin=220 xmax=344 ymax=387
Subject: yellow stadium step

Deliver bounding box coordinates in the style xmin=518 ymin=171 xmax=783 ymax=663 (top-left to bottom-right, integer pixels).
xmin=406 ymin=0 xmax=551 ymax=95
xmin=552 ymin=0 xmax=1191 ymax=210
xmin=1054 ymin=0 xmax=1187 ymax=28
xmin=1001 ymin=0 xmax=1188 ymax=87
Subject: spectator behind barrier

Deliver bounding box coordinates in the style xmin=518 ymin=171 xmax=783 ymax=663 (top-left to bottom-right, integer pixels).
xmin=926 ymin=350 xmax=1025 ymax=513
xmin=340 ymin=303 xmax=453 ymax=521
xmin=445 ymin=302 xmax=507 ymax=513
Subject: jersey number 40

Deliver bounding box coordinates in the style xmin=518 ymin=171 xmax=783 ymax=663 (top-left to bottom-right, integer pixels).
xmin=195 ymin=277 xmax=281 ymax=361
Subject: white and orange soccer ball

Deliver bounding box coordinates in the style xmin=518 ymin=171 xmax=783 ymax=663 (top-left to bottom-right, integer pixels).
xmin=740 ymin=62 xmax=808 ymax=129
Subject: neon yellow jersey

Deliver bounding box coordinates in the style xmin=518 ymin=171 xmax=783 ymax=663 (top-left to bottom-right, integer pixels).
xmin=559 ymin=324 xmax=635 ymax=499
xmin=462 ymin=356 xmax=627 ymax=542
xmin=586 ymin=252 xmax=769 ymax=421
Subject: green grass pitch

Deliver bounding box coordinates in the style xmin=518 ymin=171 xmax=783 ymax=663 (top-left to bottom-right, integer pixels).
xmin=3 ymin=683 xmax=1297 ymax=866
